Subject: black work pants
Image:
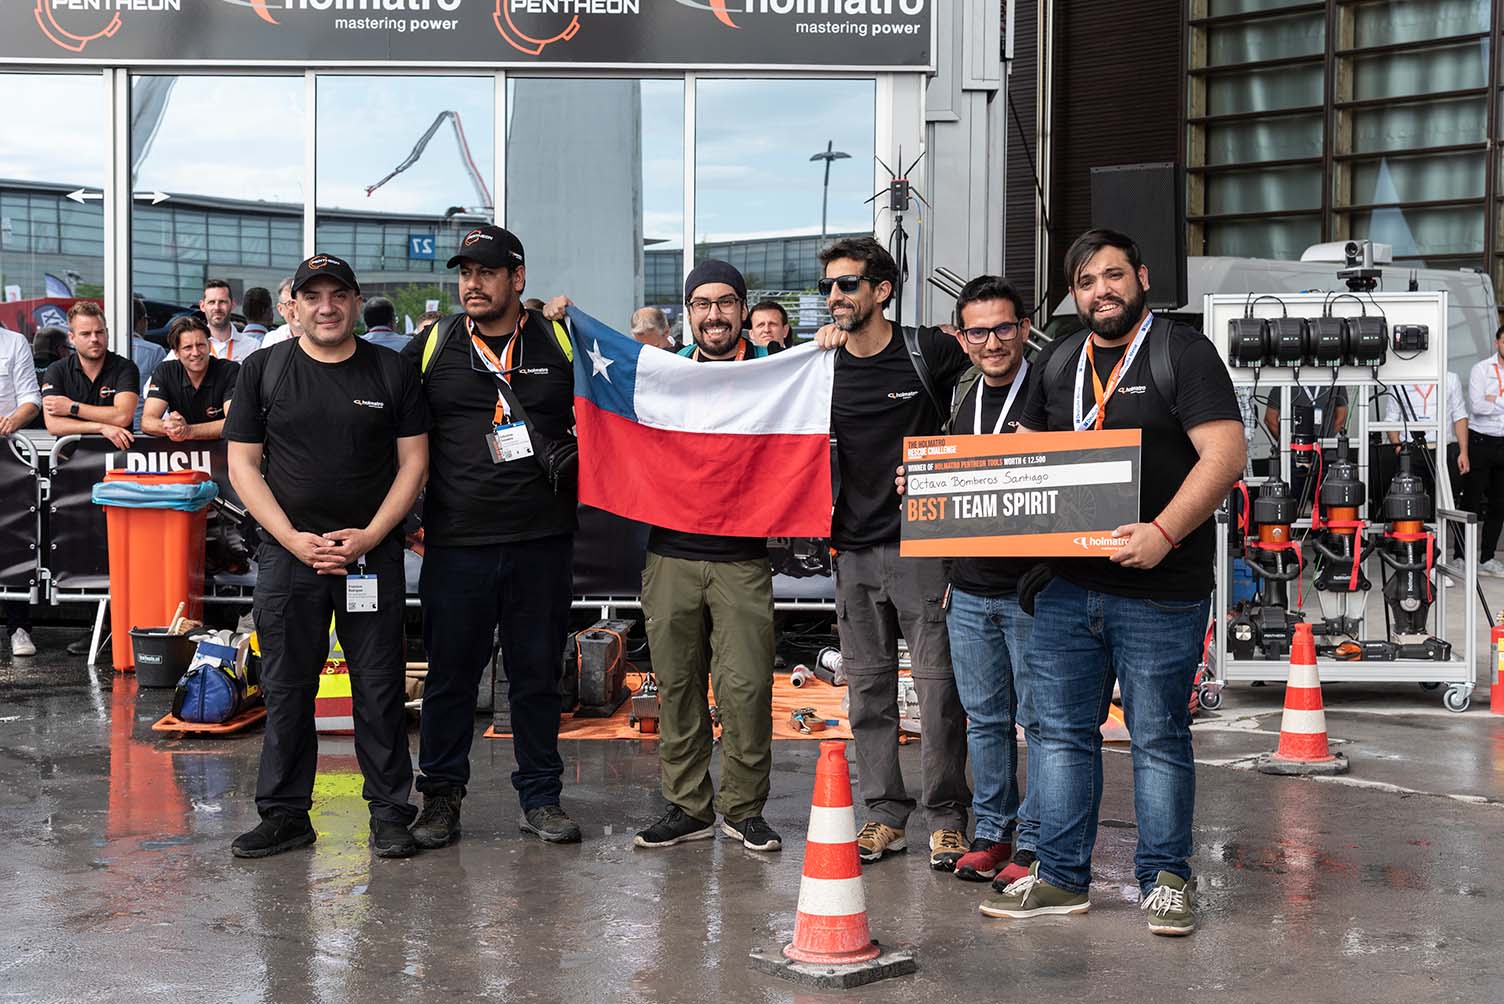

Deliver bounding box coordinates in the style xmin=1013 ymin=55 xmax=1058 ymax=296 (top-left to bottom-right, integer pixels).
xmin=1465 ymin=431 xmax=1504 ymax=560
xmin=252 ymin=536 xmax=414 ymax=824
xmin=2 ymin=600 xmax=30 ymax=633
xmin=416 ymin=534 xmax=573 ymax=810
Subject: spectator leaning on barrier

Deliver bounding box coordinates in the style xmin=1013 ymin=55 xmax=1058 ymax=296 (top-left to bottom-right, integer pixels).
xmin=201 ymin=279 xmax=258 ymax=360
xmin=361 ymin=296 xmax=410 ymax=352
xmin=812 ymin=235 xmax=972 ymax=871
xmin=983 ymin=228 xmax=1244 ymax=936
xmin=260 ymin=276 xmax=302 ymax=349
xmin=41 ymin=301 xmax=139 ymax=450
xmin=241 ymin=286 xmax=275 ymax=342
xmin=225 ymin=253 xmax=429 ymax=861
xmin=748 ymin=299 xmax=791 ymax=354
xmin=0 ymin=323 xmax=41 ymax=658
xmin=400 ymin=224 xmax=583 ymax=849
xmin=142 ymin=313 xmax=239 ymax=441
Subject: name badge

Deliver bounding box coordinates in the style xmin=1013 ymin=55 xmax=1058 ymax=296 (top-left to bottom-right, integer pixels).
xmin=347 ymin=574 xmax=378 ymax=613
xmin=487 ymin=421 xmax=534 ymax=464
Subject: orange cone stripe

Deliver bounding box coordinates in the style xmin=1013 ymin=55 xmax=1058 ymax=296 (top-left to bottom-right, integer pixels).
xmin=1276 ymin=731 xmax=1337 ymax=761
xmin=812 ymin=770 xmax=854 ymax=808
xmin=800 ymin=840 xmax=863 ymax=881
xmin=1281 ymin=687 xmax=1327 ymax=712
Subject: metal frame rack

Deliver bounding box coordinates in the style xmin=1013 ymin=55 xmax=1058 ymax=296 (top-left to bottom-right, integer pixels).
xmin=1200 ymin=290 xmax=1478 ymax=712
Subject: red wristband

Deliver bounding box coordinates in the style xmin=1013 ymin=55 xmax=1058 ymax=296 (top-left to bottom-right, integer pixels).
xmin=1151 ymin=518 xmax=1178 ymax=548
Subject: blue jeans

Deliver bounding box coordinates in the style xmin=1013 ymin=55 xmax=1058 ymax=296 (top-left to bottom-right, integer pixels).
xmin=1021 ymin=578 xmax=1208 ymax=895
xmin=945 ymin=588 xmax=1036 ymax=848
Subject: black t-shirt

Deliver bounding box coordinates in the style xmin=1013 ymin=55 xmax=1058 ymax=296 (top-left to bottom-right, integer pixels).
xmin=948 ymin=368 xmax=1035 ymax=597
xmin=648 ymin=338 xmax=770 ymax=563
xmin=225 ymin=339 xmax=428 ymax=540
xmin=403 ymin=311 xmax=577 ymax=546
xmin=40 ymin=351 xmax=140 ymax=407
xmin=145 ymin=356 xmax=239 ymax=425
xmin=1266 ymin=385 xmax=1348 ymax=439
xmin=831 ymin=323 xmax=970 ymax=549
xmin=1019 ymin=317 xmax=1242 ymax=600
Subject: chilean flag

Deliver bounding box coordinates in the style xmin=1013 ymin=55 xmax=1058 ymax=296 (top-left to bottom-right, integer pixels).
xmin=568 ymin=307 xmax=834 ymax=538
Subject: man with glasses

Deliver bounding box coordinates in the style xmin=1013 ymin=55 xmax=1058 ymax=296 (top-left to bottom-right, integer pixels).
xmin=813 ymin=235 xmax=972 ymax=870
xmin=260 ymin=277 xmax=303 ymax=349
xmin=632 ymin=260 xmax=781 ymax=853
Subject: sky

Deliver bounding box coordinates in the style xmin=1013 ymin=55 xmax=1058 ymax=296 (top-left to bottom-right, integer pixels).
xmin=0 ymin=72 xmax=876 ymax=248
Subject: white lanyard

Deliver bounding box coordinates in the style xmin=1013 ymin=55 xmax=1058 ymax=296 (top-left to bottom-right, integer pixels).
xmin=1073 ymin=312 xmax=1153 ymax=432
xmin=974 ymin=360 xmax=1029 ymax=436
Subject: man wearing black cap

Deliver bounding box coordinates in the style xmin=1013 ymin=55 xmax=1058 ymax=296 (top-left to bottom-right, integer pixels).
xmin=402 ymin=224 xmax=584 ymax=848
xmin=630 ymin=260 xmax=781 ymax=853
xmin=225 ymin=253 xmax=430 ymax=860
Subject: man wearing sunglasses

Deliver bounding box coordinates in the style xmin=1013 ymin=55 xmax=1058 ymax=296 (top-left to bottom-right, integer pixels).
xmin=815 ymin=235 xmax=972 ymax=871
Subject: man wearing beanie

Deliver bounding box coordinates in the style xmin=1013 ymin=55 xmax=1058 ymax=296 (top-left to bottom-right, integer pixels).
xmin=632 ymin=259 xmax=781 ymax=853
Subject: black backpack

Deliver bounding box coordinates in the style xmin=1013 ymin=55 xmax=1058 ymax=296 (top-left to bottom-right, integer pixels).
xmin=1039 ymin=315 xmax=1182 ymax=421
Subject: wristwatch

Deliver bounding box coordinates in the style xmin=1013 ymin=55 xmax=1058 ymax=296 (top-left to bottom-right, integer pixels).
xmin=68 ymin=403 xmax=79 ymax=417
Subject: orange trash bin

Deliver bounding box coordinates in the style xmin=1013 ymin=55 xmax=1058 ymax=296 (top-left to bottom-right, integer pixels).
xmin=99 ymin=469 xmax=211 ymax=672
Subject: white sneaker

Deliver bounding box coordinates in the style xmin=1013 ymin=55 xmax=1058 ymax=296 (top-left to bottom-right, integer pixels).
xmin=1479 ymin=559 xmax=1504 ymax=578
xmin=10 ymin=628 xmax=35 ymax=657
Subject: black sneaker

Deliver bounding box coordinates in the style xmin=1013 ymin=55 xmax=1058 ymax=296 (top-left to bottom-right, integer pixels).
xmin=411 ymin=789 xmax=463 ymax=849
xmin=231 ymin=812 xmax=316 ymax=859
xmin=722 ymin=815 xmax=782 ymax=852
xmin=520 ymin=804 xmax=583 ymax=844
xmin=634 ymin=805 xmax=715 ymax=848
xmin=370 ymin=818 xmax=419 ymax=859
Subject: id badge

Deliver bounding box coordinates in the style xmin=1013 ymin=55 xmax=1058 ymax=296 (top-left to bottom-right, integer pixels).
xmin=347 ymin=574 xmax=378 ymax=613
xmin=486 ymin=421 xmax=534 ymax=464
xmin=1313 ymin=407 xmax=1323 ymax=429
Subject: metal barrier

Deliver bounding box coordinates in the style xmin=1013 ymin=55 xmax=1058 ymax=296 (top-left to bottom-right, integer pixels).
xmin=0 ymin=433 xmax=42 ymax=603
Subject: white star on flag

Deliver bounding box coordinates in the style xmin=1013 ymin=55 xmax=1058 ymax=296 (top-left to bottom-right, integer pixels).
xmin=588 ymin=339 xmax=614 ymax=382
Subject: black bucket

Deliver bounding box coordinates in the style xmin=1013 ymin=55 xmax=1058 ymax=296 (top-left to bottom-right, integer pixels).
xmin=129 ymin=628 xmax=199 ymax=688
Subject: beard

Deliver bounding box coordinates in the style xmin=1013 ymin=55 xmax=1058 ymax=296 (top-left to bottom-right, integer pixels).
xmin=1079 ymin=282 xmax=1147 ymax=340
xmin=831 ymin=299 xmax=872 ymax=333
xmin=464 ymin=290 xmax=514 ymax=325
xmin=693 ymin=318 xmax=741 ymax=357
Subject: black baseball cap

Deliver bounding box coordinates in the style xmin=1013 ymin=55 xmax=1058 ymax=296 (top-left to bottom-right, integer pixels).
xmin=291 ymin=253 xmax=360 ymax=295
xmin=447 ymin=225 xmax=526 ymax=269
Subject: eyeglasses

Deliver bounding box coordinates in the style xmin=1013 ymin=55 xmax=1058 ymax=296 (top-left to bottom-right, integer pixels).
xmin=961 ymin=322 xmax=1024 ymax=345
xmin=687 ymin=295 xmax=742 ymax=314
xmin=817 ymin=274 xmax=875 ymax=296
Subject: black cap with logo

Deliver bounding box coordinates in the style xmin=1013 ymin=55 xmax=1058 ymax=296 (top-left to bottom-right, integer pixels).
xmin=291 ymin=253 xmax=361 ymax=295
xmin=447 ymin=225 xmax=526 ymax=269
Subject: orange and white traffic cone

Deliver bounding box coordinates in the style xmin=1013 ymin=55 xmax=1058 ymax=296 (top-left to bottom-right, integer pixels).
xmin=1490 ymin=623 xmax=1504 ymax=716
xmin=749 ymin=741 xmax=916 ymax=989
xmin=1259 ymin=622 xmax=1349 ymax=775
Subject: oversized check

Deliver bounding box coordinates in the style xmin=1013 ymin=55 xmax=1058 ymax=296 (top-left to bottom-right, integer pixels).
xmin=899 ymin=429 xmax=1142 ymax=557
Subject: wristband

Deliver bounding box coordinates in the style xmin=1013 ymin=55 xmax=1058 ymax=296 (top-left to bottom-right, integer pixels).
xmin=1151 ymin=518 xmax=1178 ymax=548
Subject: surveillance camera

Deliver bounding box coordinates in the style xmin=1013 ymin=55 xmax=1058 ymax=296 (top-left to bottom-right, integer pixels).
xmin=1344 ymin=240 xmax=1362 ymax=267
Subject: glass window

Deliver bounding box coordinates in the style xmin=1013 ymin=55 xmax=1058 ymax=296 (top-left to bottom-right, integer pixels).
xmin=131 ymin=75 xmax=304 ymax=319
xmin=0 ymin=73 xmax=106 ymax=344
xmin=694 ymin=79 xmax=874 ymax=335
xmin=1350 ymin=206 xmax=1484 ymax=256
xmin=1350 ymin=98 xmax=1485 ymax=153
xmin=1353 ymin=0 xmax=1489 ymax=49
xmin=1206 ymin=13 xmax=1325 ymax=66
xmin=315 ymin=75 xmax=494 ymax=329
xmin=1205 ymin=115 xmax=1323 ymax=164
xmin=506 ymin=78 xmax=683 ymax=335
xmin=1206 ymin=165 xmax=1321 ymax=215
xmin=1208 ymin=0 xmax=1313 ymax=15
xmin=1351 ymin=42 xmax=1489 ymax=101
xmin=1349 ymin=153 xmax=1485 ymax=205
xmin=1205 ymin=217 xmax=1322 ymax=259
xmin=1207 ymin=64 xmax=1323 ymax=116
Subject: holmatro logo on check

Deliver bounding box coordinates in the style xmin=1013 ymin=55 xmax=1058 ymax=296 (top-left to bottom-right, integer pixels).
xmin=1074 ymin=535 xmax=1124 ymax=549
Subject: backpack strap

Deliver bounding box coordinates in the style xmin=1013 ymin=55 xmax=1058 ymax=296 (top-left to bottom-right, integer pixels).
xmin=1041 ymin=329 xmax=1090 ymax=415
xmin=257 ymin=338 xmax=300 ymax=424
xmin=1148 ymin=316 xmax=1179 ymax=418
xmin=550 ymin=318 xmax=574 ymax=363
xmin=420 ymin=313 xmax=466 ymax=380
xmin=950 ymin=366 xmax=982 ymax=430
xmin=901 ymin=325 xmax=948 ymax=430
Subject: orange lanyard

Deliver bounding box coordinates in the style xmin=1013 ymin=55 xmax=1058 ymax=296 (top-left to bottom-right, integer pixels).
xmin=692 ymin=340 xmax=748 ymax=362
xmin=213 ymin=338 xmax=234 ymax=361
xmin=469 ymin=316 xmax=522 ymax=426
xmin=1409 ymin=384 xmax=1434 ymax=417
xmin=1084 ymin=339 xmax=1128 ymax=433
xmin=1495 ymin=364 xmax=1502 ymax=396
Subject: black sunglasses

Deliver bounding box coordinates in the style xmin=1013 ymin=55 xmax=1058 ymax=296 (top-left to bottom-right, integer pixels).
xmin=817 ymin=274 xmax=876 ymax=296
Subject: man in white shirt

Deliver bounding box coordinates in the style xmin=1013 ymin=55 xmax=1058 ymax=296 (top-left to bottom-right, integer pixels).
xmin=259 ymin=276 xmax=301 ymax=349
xmin=1465 ymin=327 xmax=1504 ymax=575
xmin=1385 ymin=372 xmax=1468 ymax=494
xmin=0 ymin=325 xmax=41 ymax=656
xmin=201 ymin=279 xmax=260 ymax=360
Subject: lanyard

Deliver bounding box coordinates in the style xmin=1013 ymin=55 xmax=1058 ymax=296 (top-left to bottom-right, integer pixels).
xmin=692 ymin=340 xmax=748 ymax=362
xmin=212 ymin=337 xmax=234 ymax=361
xmin=1073 ymin=312 xmax=1152 ymax=432
xmin=1495 ymin=363 xmax=1502 ymax=396
xmin=973 ymin=360 xmax=1029 ymax=436
xmin=468 ymin=315 xmax=523 ymax=426
xmin=1405 ymin=384 xmax=1434 ymax=419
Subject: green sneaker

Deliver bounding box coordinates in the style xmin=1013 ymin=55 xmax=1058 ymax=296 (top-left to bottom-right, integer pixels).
xmin=1141 ymin=871 xmax=1196 ymax=936
xmin=978 ymin=861 xmax=1090 ymax=919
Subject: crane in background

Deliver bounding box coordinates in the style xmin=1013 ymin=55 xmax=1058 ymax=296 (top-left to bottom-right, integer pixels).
xmin=365 ymin=110 xmax=493 ymax=212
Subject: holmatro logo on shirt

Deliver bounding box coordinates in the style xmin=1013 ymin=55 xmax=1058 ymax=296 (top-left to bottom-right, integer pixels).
xmin=353 ymin=398 xmax=386 ymax=410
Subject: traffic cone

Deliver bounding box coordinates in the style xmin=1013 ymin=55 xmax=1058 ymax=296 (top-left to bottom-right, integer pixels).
xmin=1259 ymin=622 xmax=1349 ymax=776
xmin=749 ymin=742 xmax=916 ymax=989
xmin=1490 ymin=624 xmax=1504 ymax=716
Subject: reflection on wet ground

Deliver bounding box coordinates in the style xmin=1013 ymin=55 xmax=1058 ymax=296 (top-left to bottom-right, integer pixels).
xmin=2 ymin=638 xmax=1504 ymax=1003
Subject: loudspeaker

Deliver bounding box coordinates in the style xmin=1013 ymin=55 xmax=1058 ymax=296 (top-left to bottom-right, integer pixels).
xmin=1089 ymin=163 xmax=1188 ymax=311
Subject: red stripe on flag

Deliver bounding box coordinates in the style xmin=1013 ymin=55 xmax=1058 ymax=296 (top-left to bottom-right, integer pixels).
xmin=800 ymin=840 xmax=864 ymax=880
xmin=575 ymin=398 xmax=833 ymax=538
